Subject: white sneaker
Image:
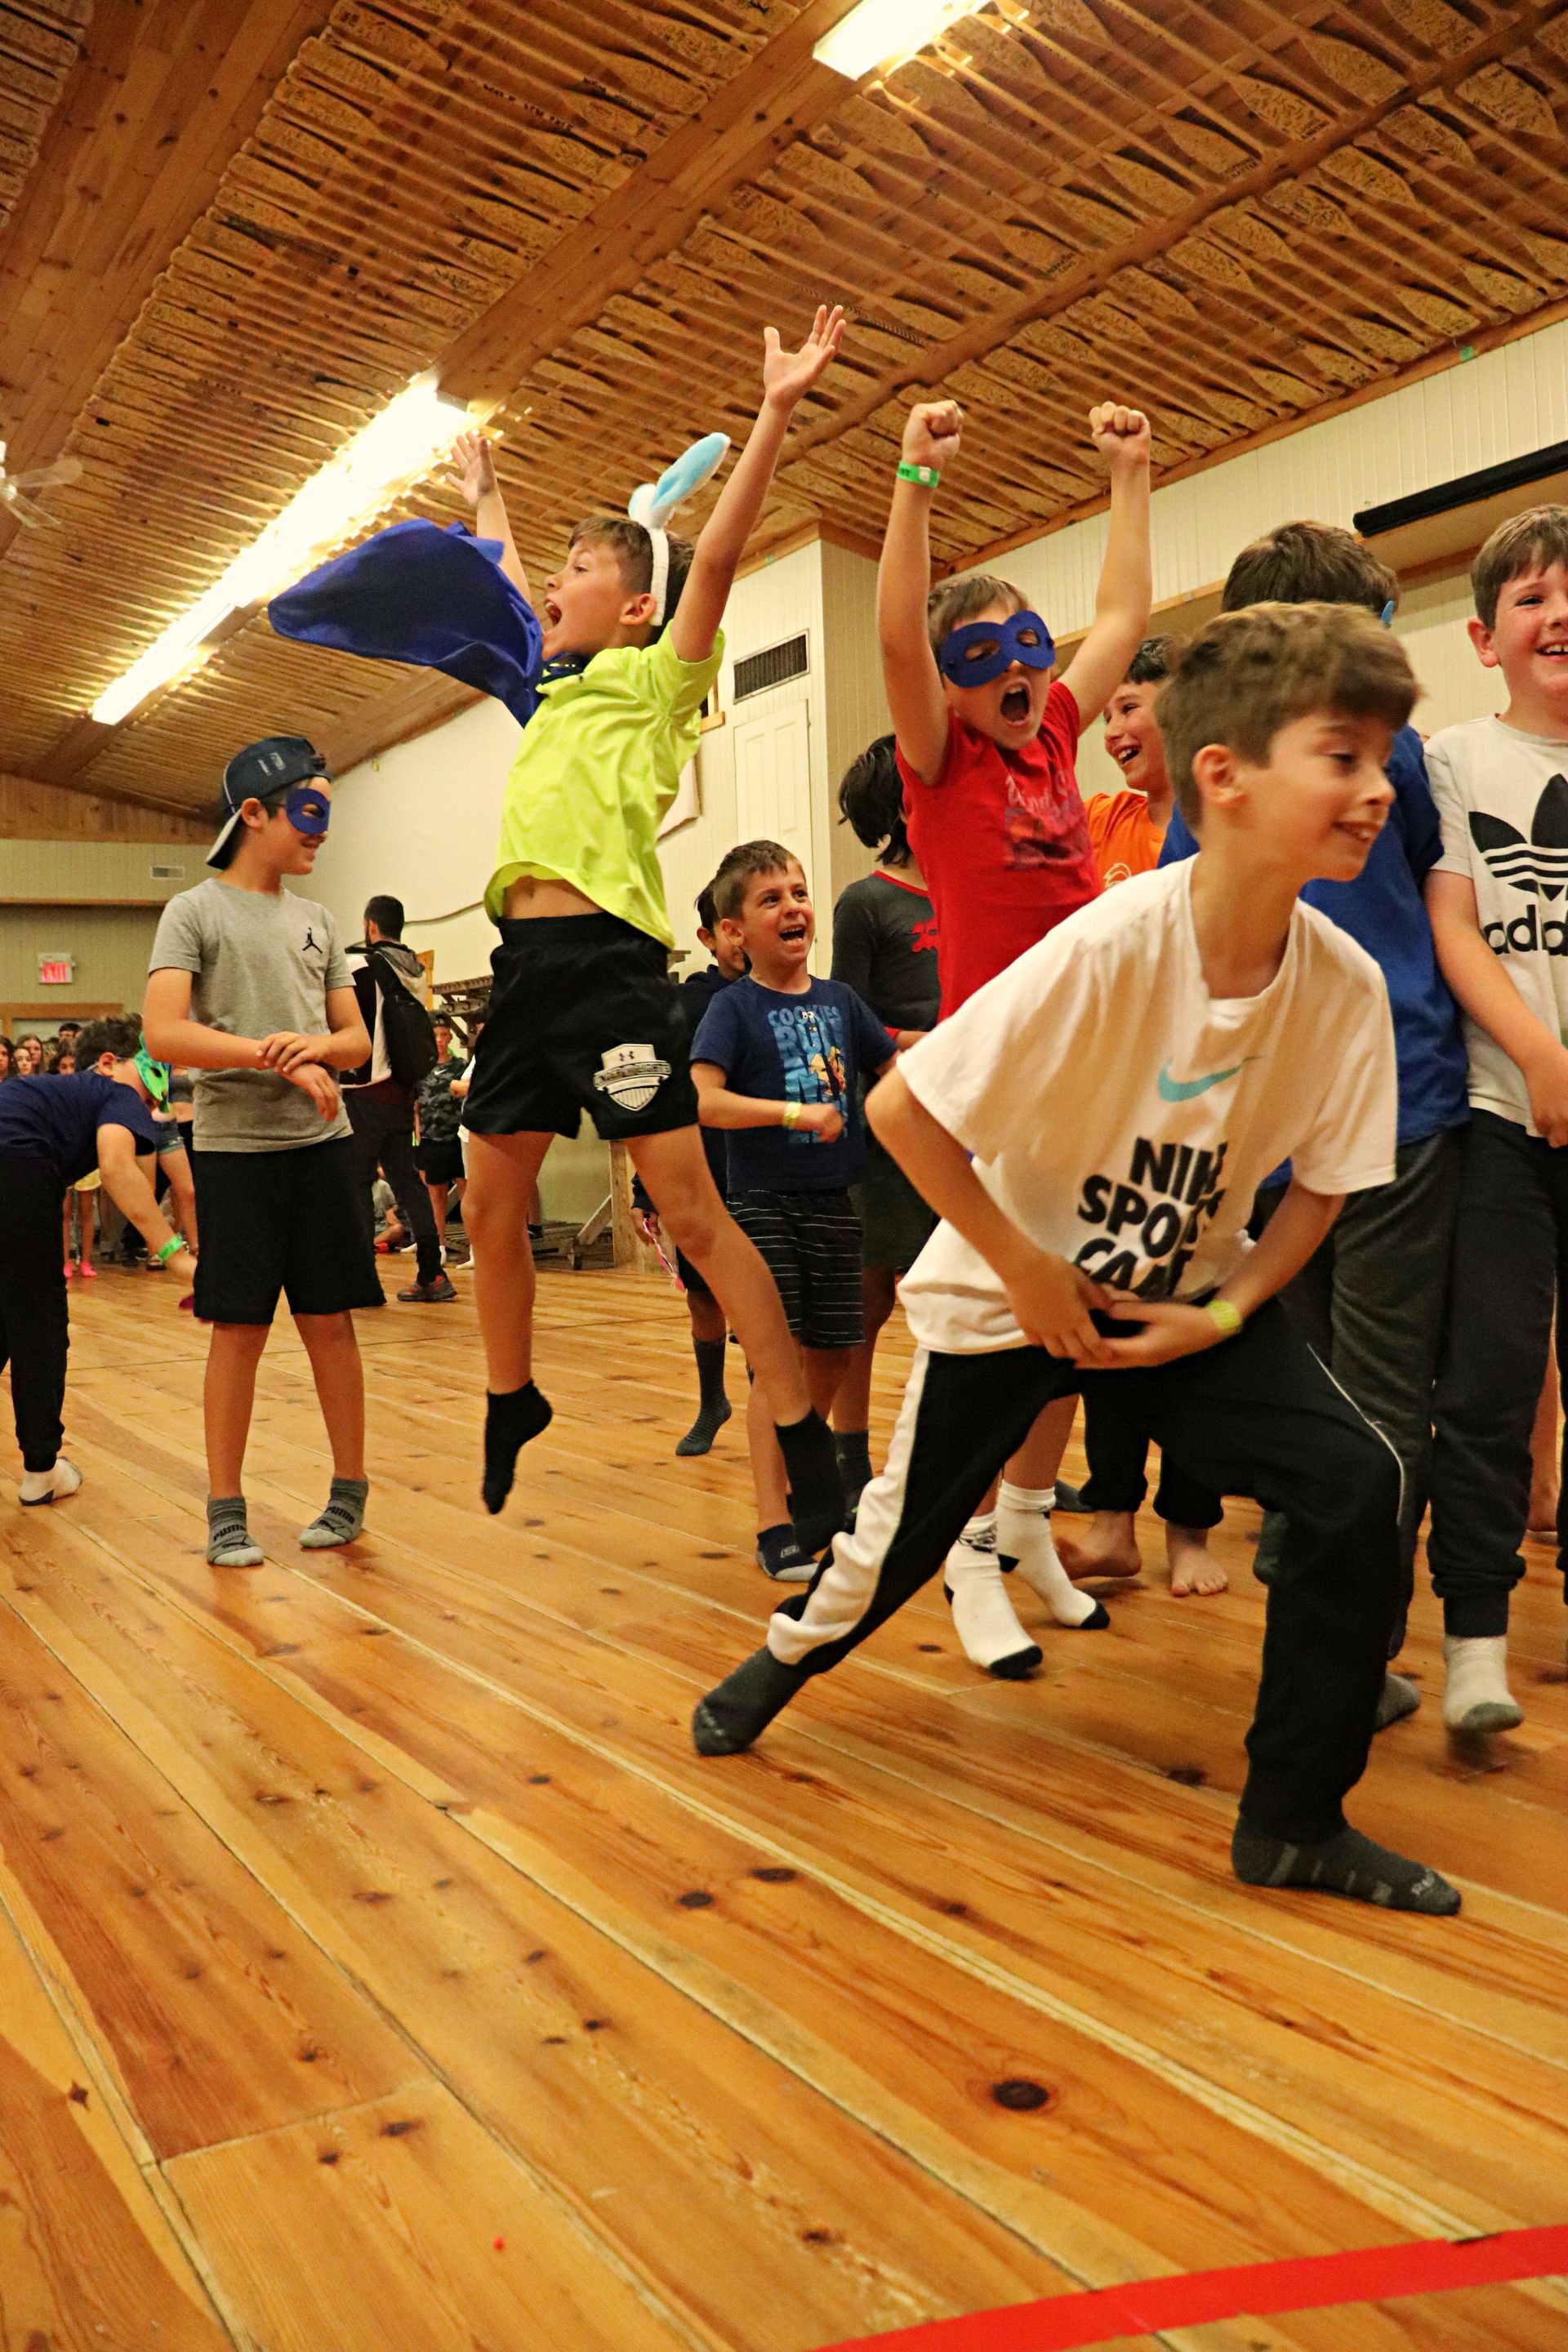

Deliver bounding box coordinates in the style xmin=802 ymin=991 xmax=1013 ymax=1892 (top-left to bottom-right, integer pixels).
xmin=19 ymin=1456 xmax=82 ymax=1507
xmin=943 ymin=1535 xmax=1041 ymax=1678
xmin=1441 ymin=1634 xmax=1523 ymax=1734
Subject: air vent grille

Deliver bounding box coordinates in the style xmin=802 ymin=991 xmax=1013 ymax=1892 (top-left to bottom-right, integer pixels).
xmin=733 ymin=632 xmax=808 ymax=702
xmin=149 ymin=862 xmax=186 ymax=880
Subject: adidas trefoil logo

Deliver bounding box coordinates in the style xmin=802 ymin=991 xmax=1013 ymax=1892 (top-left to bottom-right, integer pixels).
xmin=1471 ymin=774 xmax=1568 ymax=902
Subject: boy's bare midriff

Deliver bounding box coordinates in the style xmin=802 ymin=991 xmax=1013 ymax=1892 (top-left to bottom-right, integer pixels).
xmin=502 ymin=875 xmax=603 ymax=920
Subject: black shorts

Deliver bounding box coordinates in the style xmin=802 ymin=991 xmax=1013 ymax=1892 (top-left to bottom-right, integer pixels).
xmin=416 ymin=1135 xmax=465 ymax=1184
xmin=464 ymin=912 xmax=697 ymax=1143
xmin=189 ymin=1139 xmax=384 ymax=1325
xmin=852 ymin=1134 xmax=937 ymax=1274
xmin=676 ymin=1248 xmax=715 ymax=1303
xmin=730 ymin=1187 xmax=864 ymax=1352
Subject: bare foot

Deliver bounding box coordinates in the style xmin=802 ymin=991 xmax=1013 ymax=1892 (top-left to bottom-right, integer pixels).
xmin=1056 ymin=1510 xmax=1143 ymax=1581
xmin=1527 ymin=1486 xmax=1559 ymax=1539
xmin=1167 ymin=1524 xmax=1227 ymax=1597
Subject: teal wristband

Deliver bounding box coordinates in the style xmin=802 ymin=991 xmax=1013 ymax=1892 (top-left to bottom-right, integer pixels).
xmin=1206 ymin=1297 xmax=1243 ymax=1341
xmin=154 ymin=1236 xmax=183 ymax=1266
xmin=897 ymin=461 xmax=941 ymax=488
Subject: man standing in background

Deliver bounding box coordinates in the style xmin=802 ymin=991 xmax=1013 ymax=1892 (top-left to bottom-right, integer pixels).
xmin=345 ymin=895 xmax=455 ymax=1303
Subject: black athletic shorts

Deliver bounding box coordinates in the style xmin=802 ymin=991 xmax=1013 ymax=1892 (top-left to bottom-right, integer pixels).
xmin=189 ymin=1138 xmax=384 ymax=1325
xmin=416 ymin=1135 xmax=465 ymax=1185
xmin=464 ymin=912 xmax=698 ymax=1143
xmin=730 ymin=1187 xmax=864 ymax=1352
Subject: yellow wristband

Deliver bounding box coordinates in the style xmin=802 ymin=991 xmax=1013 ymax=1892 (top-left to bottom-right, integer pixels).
xmin=1206 ymin=1297 xmax=1243 ymax=1341
xmin=781 ymin=1102 xmax=801 ymax=1130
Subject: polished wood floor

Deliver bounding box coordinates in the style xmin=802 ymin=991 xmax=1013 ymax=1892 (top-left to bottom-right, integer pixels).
xmin=2 ymin=1262 xmax=1565 ymax=2352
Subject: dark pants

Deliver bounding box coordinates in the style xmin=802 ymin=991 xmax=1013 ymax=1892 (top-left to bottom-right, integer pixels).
xmin=1254 ymin=1130 xmax=1463 ymax=1645
xmin=1080 ymin=1396 xmax=1224 ymax=1528
xmin=1428 ymin=1111 xmax=1567 ymax=1637
xmin=346 ymin=1080 xmax=440 ymax=1286
xmin=768 ymin=1303 xmax=1400 ymax=1842
xmin=0 ymin=1157 xmax=69 ymax=1472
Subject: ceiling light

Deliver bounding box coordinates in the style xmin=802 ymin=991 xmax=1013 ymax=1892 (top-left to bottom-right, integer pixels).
xmin=91 ymin=376 xmax=472 ymax=727
xmin=813 ymin=0 xmax=988 ymax=80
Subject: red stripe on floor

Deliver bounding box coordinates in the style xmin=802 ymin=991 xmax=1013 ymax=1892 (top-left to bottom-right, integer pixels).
xmin=822 ymin=2222 xmax=1568 ymax=2351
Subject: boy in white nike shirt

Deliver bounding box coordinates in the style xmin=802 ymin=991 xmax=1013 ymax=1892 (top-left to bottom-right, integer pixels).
xmin=1425 ymin=506 xmax=1568 ymax=1729
xmin=695 ymin=602 xmax=1459 ymax=1917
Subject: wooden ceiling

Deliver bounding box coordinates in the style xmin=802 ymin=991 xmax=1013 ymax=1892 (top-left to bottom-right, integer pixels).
xmin=2 ymin=0 xmax=1568 ymax=819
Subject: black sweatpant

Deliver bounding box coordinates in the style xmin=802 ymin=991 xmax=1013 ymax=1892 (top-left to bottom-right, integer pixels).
xmin=0 ymin=1156 xmax=70 ymax=1472
xmin=346 ymin=1080 xmax=440 ymax=1286
xmin=1428 ymin=1111 xmax=1568 ymax=1637
xmin=768 ymin=1303 xmax=1401 ymax=1843
xmin=1080 ymin=1396 xmax=1224 ymax=1528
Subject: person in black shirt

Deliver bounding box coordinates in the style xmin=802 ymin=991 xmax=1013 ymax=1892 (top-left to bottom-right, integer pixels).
xmin=829 ymin=736 xmax=941 ymax=1513
xmin=0 ymin=1016 xmax=196 ymax=1504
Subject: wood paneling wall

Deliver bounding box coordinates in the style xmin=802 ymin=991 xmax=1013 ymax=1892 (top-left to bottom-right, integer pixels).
xmin=0 ymin=774 xmax=210 ymax=844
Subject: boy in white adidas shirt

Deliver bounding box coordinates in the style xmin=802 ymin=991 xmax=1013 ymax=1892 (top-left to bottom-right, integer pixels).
xmin=696 ymin=603 xmax=1460 ymax=1917
xmin=1425 ymin=506 xmax=1568 ymax=1731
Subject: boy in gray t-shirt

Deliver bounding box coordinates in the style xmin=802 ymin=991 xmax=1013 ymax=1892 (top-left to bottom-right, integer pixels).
xmin=145 ymin=736 xmax=381 ymax=1567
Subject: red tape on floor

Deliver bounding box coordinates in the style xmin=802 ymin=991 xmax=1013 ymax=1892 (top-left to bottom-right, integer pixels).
xmin=822 ymin=2222 xmax=1568 ymax=2351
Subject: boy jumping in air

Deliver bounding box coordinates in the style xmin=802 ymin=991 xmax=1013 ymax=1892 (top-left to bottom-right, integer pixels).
xmin=696 ymin=604 xmax=1459 ymax=1918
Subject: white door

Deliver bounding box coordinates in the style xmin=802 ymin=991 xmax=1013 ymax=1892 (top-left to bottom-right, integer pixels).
xmin=732 ymin=692 xmax=813 ymax=884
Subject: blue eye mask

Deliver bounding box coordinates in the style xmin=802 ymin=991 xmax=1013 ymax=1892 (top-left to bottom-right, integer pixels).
xmin=938 ymin=609 xmax=1056 ymax=687
xmin=283 ymin=782 xmax=331 ymax=836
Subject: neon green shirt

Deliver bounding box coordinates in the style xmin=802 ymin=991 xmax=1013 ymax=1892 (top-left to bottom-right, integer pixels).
xmin=485 ymin=629 xmax=724 ymax=945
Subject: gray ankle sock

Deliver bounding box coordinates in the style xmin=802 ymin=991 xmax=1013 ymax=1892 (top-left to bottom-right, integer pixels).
xmin=300 ymin=1476 xmax=369 ymax=1550
xmin=1375 ymin=1669 xmax=1421 ymax=1732
xmin=207 ymin=1494 xmax=263 ymax=1568
xmin=1232 ymin=1820 xmax=1459 ymax=1914
xmin=693 ymin=1646 xmax=808 ymax=1756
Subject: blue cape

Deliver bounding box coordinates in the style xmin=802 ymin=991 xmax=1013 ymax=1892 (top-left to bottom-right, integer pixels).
xmin=268 ymin=519 xmax=545 ymax=729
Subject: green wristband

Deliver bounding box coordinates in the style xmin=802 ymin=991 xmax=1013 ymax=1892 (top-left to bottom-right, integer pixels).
xmin=1206 ymin=1297 xmax=1243 ymax=1341
xmin=154 ymin=1235 xmax=183 ymax=1266
xmin=897 ymin=461 xmax=941 ymax=488
xmin=781 ymin=1102 xmax=802 ymax=1130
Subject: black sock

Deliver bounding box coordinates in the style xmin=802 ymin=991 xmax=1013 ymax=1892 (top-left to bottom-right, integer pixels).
xmin=483 ymin=1383 xmax=552 ymax=1515
xmin=1232 ymin=1820 xmax=1460 ymax=1914
xmin=835 ymin=1429 xmax=873 ymax=1512
xmin=776 ymin=1409 xmax=845 ymax=1554
xmin=675 ymin=1341 xmax=732 ymax=1457
xmin=755 ymin=1522 xmax=813 ymax=1579
xmin=693 ymin=1646 xmax=809 ymax=1755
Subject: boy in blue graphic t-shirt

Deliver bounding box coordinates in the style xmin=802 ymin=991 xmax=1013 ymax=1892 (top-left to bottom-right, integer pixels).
xmin=691 ymin=841 xmax=913 ymax=1580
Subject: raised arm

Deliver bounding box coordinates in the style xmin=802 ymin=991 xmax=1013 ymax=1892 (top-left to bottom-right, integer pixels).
xmin=1428 ymin=868 xmax=1568 ymax=1141
xmin=877 ymin=403 xmax=963 ymax=786
xmin=1058 ymin=403 xmax=1153 ymax=729
xmin=452 ymin=430 xmax=528 ymax=602
xmin=670 ymin=305 xmax=845 ymax=665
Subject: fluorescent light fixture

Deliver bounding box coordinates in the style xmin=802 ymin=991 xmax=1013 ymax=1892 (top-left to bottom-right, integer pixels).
xmin=92 ymin=375 xmax=471 ymax=727
xmin=813 ymin=0 xmax=987 ymax=80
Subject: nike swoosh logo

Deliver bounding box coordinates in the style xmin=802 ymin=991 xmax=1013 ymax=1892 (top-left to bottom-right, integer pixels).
xmin=1157 ymin=1059 xmax=1249 ymax=1102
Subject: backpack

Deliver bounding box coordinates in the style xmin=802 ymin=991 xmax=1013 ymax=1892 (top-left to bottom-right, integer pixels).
xmin=368 ymin=947 xmax=438 ymax=1087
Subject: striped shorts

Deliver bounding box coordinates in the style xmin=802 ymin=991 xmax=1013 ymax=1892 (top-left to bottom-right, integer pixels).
xmin=730 ymin=1187 xmax=864 ymax=1352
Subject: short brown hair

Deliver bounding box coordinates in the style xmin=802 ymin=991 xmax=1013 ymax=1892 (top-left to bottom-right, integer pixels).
xmin=568 ymin=516 xmax=694 ymax=626
xmin=711 ymin=839 xmax=803 ymax=922
xmin=1223 ymin=521 xmax=1396 ymax=618
xmin=75 ymin=1015 xmax=140 ymax=1069
xmin=926 ymin=572 xmax=1028 ymax=657
xmin=1157 ymin=602 xmax=1418 ymax=826
xmin=1472 ymin=505 xmax=1568 ymax=630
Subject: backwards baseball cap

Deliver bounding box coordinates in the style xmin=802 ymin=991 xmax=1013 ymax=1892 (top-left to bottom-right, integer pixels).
xmin=207 ymin=735 xmax=332 ymax=870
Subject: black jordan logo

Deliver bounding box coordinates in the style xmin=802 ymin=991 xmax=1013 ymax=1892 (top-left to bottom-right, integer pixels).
xmin=1471 ymin=775 xmax=1568 ymax=901
xmin=302 ymin=925 xmax=320 ymax=952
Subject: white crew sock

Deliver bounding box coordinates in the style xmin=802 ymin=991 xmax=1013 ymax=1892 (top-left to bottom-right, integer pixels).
xmin=997 ymin=1481 xmax=1108 ymax=1629
xmin=18 ymin=1456 xmax=82 ymax=1506
xmin=942 ymin=1518 xmax=1040 ymax=1678
xmin=1441 ymin=1634 xmax=1523 ymax=1733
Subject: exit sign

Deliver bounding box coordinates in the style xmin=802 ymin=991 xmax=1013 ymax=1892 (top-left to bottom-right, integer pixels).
xmin=38 ymin=954 xmax=74 ymax=985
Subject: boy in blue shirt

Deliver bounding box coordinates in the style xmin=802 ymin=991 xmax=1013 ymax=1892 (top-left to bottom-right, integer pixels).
xmin=692 ymin=842 xmax=909 ymax=1579
xmin=0 ymin=1016 xmax=195 ymax=1505
xmin=1160 ymin=523 xmax=1468 ymax=1723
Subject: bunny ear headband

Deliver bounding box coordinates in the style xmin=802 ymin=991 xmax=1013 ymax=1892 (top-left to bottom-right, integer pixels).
xmin=627 ymin=432 xmax=731 ymax=622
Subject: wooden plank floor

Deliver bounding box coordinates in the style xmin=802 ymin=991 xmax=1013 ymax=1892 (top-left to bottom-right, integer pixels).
xmin=2 ymin=1261 xmax=1566 ymax=2352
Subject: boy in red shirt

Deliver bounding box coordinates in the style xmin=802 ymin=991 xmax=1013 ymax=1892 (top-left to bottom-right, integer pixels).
xmin=878 ymin=394 xmax=1152 ymax=1672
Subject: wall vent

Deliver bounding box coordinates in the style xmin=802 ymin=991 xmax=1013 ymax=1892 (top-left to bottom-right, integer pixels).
xmin=149 ymin=862 xmax=187 ymax=880
xmin=733 ymin=633 xmax=808 ymax=702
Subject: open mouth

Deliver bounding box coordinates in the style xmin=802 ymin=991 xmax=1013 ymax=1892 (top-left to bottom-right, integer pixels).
xmin=1113 ymin=743 xmax=1139 ymax=770
xmin=1000 ymin=682 xmax=1031 ymax=723
xmin=778 ymin=924 xmax=808 ymax=946
xmin=545 ymin=599 xmax=563 ymax=627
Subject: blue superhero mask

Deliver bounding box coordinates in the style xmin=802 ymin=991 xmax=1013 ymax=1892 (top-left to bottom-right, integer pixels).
xmin=283 ymin=782 xmax=331 ymax=837
xmin=937 ymin=609 xmax=1056 ymax=688
xmin=133 ymin=1045 xmax=170 ymax=1105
